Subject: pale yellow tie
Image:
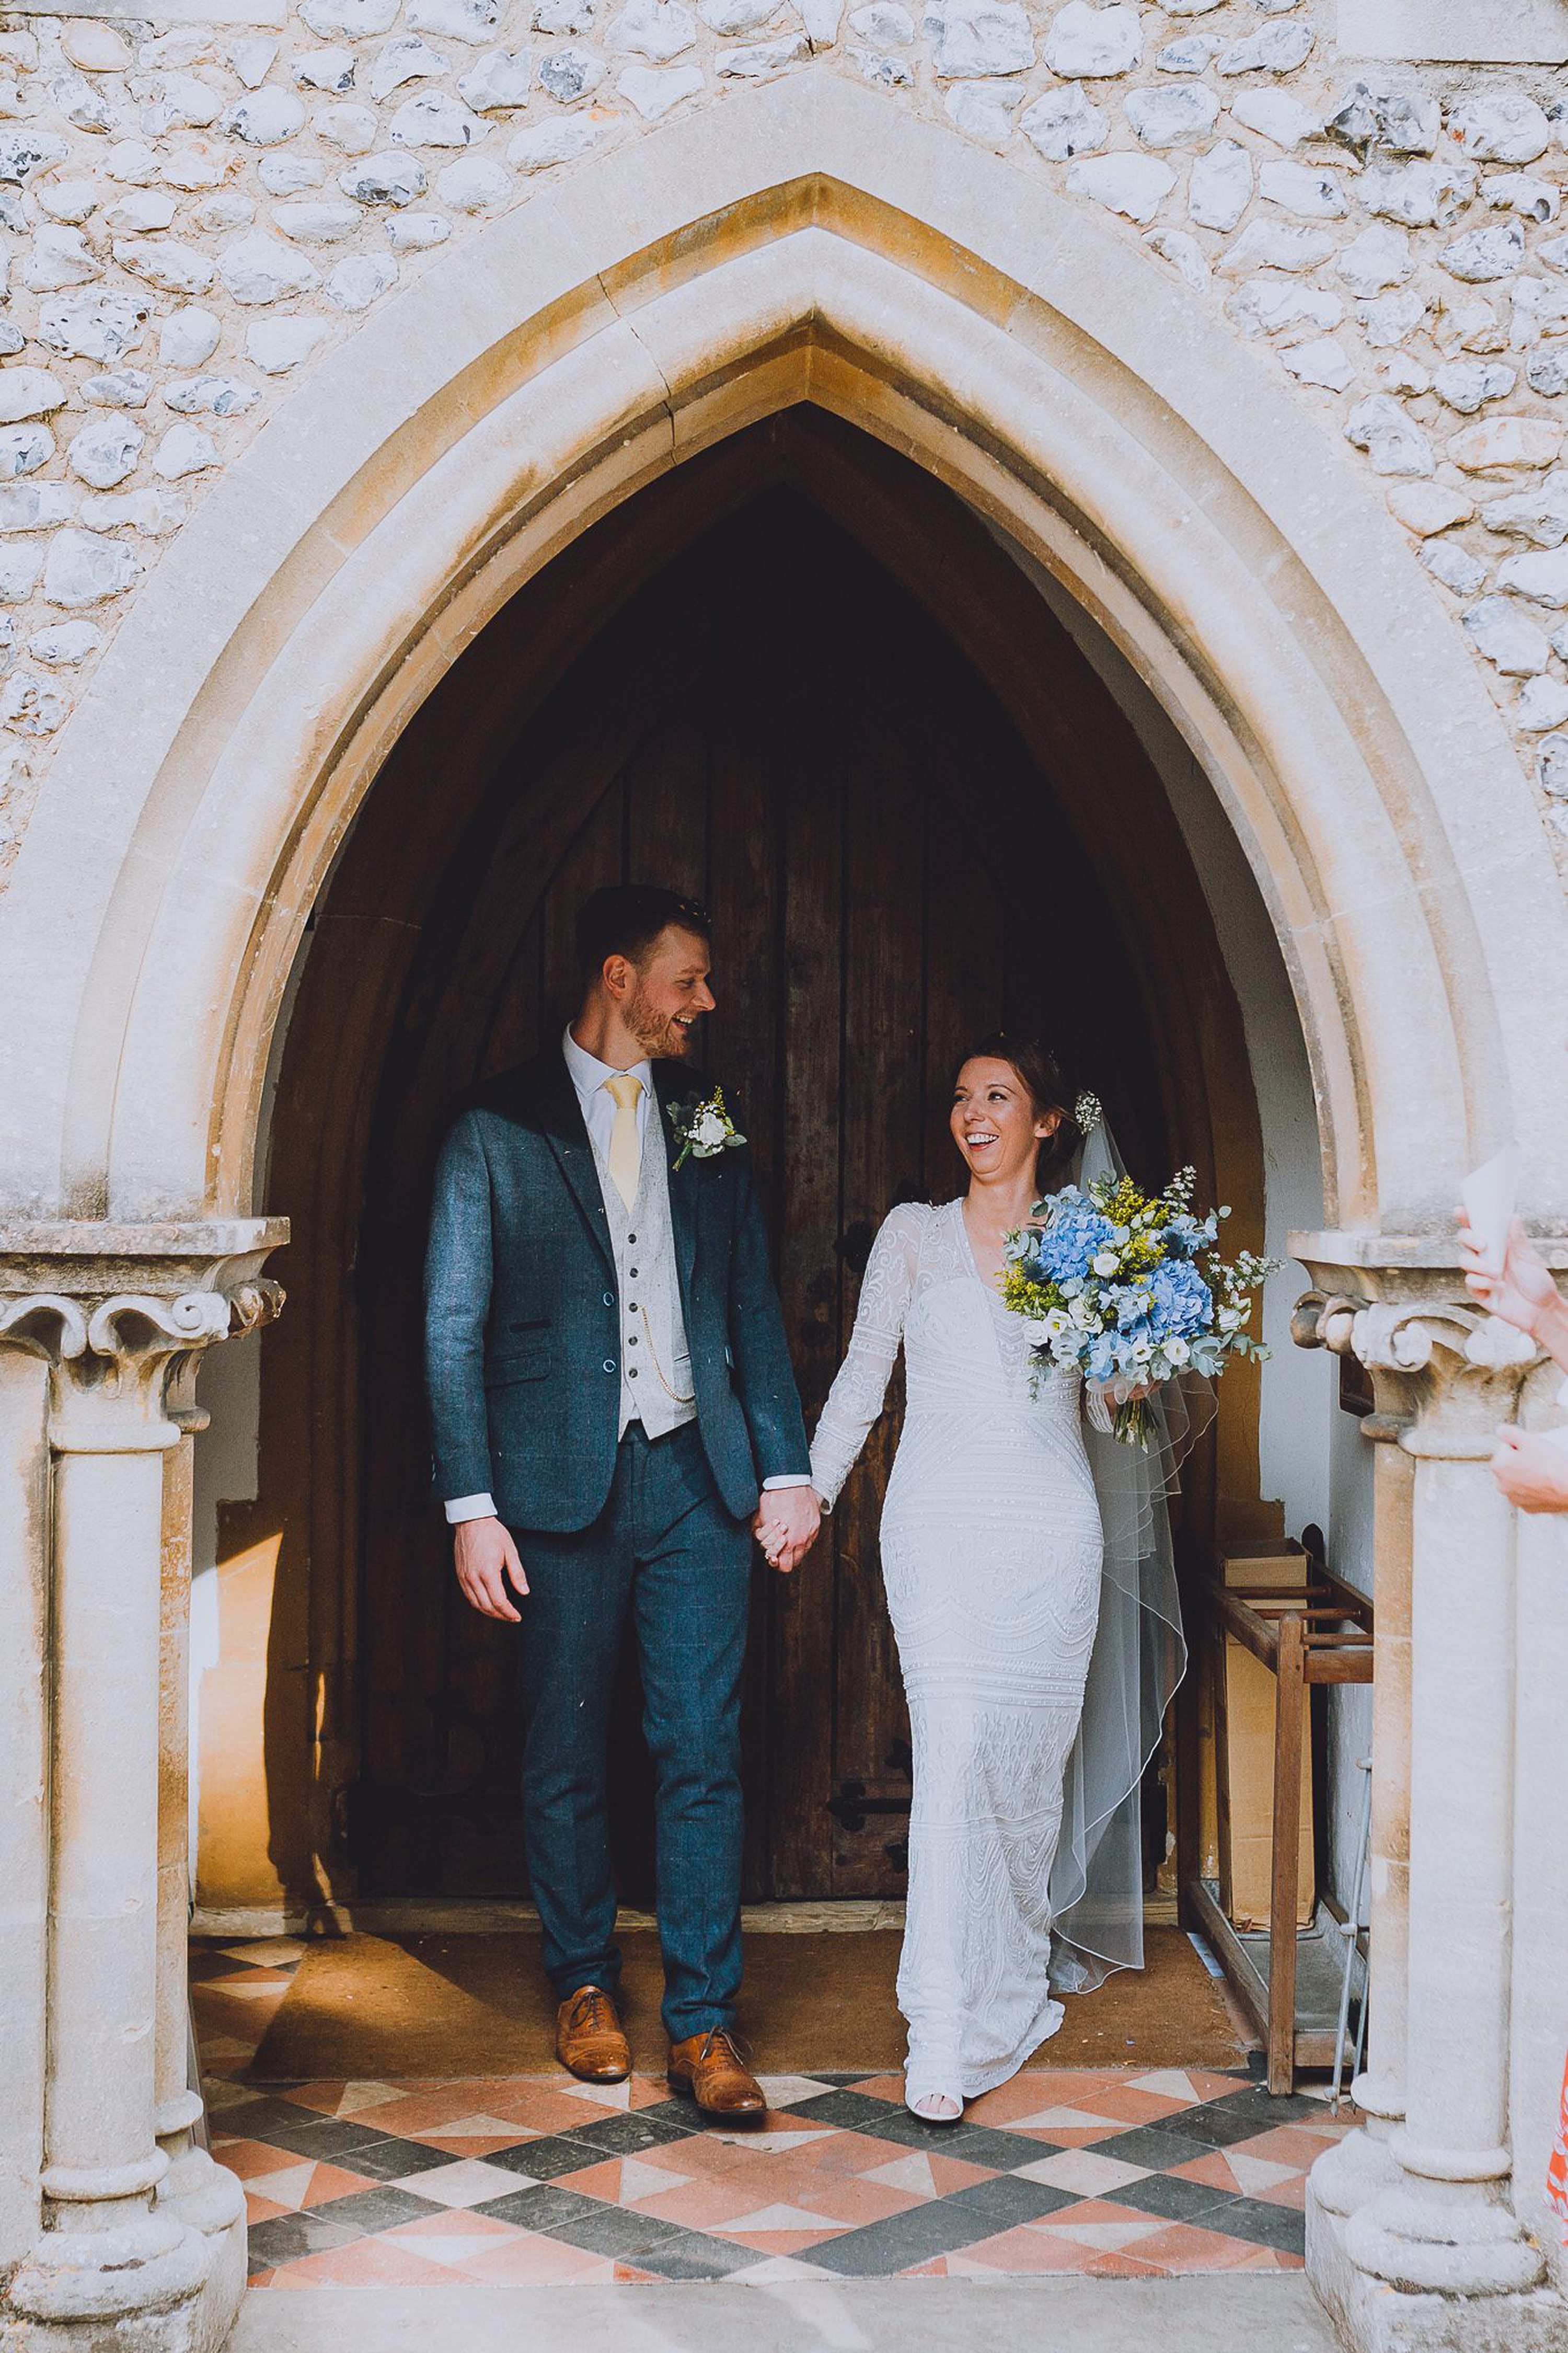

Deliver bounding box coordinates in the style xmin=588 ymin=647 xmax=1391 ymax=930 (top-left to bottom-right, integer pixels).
xmin=604 ymin=1071 xmax=643 ymax=1210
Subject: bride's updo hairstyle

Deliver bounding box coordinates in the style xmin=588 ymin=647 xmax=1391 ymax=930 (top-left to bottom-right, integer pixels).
xmin=954 ymin=1032 xmax=1082 ymax=1194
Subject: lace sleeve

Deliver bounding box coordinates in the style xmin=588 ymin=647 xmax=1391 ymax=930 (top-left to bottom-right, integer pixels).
xmin=808 ymin=1204 xmax=923 ymax=1511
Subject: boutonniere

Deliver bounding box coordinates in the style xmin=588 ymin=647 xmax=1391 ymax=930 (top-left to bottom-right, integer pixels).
xmin=668 ymin=1086 xmax=745 ymax=1171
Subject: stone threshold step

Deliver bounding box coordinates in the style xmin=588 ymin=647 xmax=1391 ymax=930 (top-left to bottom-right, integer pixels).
xmin=232 ymin=2275 xmax=1339 ymax=2353
xmin=194 ymin=1899 xmax=911 ymax=1938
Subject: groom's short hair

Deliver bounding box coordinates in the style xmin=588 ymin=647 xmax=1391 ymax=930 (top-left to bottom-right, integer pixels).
xmin=577 ymin=885 xmax=712 ymax=984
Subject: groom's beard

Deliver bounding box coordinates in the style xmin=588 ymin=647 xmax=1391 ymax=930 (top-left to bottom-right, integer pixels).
xmin=627 ymin=984 xmax=697 ymax=1061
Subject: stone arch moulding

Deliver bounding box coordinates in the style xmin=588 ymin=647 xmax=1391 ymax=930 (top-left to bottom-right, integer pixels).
xmin=0 ymin=71 xmax=1561 ymax=1235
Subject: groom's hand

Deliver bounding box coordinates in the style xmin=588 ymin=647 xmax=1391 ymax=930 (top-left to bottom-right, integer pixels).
xmin=454 ymin=1517 xmax=529 ymax=1621
xmin=752 ymin=1486 xmax=821 ymax=1575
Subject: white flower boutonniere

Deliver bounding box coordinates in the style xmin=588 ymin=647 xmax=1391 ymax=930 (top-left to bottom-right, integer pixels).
xmin=668 ymin=1085 xmax=746 ymax=1172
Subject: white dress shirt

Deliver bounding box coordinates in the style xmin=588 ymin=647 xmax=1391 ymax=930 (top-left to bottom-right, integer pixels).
xmin=561 ymin=1021 xmax=655 ymax=1162
xmin=444 ymin=1026 xmax=808 ymax=1521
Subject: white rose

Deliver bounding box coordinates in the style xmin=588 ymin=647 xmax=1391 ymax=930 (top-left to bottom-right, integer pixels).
xmin=1218 ymin=1306 xmax=1242 ymax=1332
xmin=1023 ymin=1319 xmax=1052 ymax=1346
xmin=694 ymin=1109 xmax=726 ymax=1147
xmin=1131 ymin=1339 xmax=1152 ymax=1363
xmin=1092 ymin=1251 xmax=1121 ymax=1277
xmin=1167 ymin=1336 xmax=1190 ymax=1366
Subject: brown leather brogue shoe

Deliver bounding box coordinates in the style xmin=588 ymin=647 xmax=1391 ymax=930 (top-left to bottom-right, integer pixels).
xmin=556 ymin=1985 xmax=631 ymax=2083
xmin=666 ymin=2028 xmax=766 ymax=2121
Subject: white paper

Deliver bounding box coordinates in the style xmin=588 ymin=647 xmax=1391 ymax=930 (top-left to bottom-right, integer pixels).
xmin=1461 ymin=1144 xmax=1523 ymax=1278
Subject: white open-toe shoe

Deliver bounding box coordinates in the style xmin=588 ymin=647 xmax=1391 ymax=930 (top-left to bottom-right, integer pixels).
xmin=904 ymin=2080 xmax=963 ymax=2124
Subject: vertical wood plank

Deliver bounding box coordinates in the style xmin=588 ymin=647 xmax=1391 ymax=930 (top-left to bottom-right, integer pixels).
xmin=769 ymin=523 xmax=845 ymax=1900
xmin=706 ymin=519 xmax=781 ymax=1210
xmin=829 ymin=692 xmax=924 ymax=1893
xmin=1270 ymin=1611 xmax=1307 ymax=2094
xmin=478 ymin=901 xmax=545 ymax=1080
xmin=627 ymin=701 xmax=709 ymax=908
xmin=923 ymin=793 xmax=1006 ymax=1202
xmin=543 ymin=779 xmax=628 ymax=1029
xmin=706 ymin=518 xmax=785 ymax=1901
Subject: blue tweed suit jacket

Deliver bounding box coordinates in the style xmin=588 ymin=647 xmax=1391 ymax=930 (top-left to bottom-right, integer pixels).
xmin=424 ymin=1050 xmax=810 ymax=1532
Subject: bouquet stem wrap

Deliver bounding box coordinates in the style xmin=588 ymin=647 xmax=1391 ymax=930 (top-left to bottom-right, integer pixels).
xmin=1085 ymin=1377 xmax=1159 ymax=1451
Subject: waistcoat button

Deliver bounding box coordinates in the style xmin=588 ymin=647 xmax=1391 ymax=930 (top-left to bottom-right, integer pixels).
xmin=627 ymin=1233 xmax=637 ymax=1245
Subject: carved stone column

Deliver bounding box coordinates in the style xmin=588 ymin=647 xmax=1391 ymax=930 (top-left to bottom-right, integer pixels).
xmin=1294 ymin=1239 xmax=1568 ymax=2353
xmin=0 ymin=1222 xmax=284 ymax=2353
xmin=155 ymin=1280 xmax=282 ymax=2269
xmin=1293 ymin=1287 xmax=1417 ymax=2232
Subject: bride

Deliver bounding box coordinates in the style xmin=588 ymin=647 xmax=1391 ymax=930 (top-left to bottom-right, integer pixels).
xmin=809 ymin=1035 xmax=1186 ymax=2123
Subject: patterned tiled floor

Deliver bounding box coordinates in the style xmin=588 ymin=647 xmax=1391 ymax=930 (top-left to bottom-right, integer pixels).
xmin=193 ymin=1937 xmax=1354 ymax=2289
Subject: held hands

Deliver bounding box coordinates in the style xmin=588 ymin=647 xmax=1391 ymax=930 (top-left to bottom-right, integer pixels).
xmin=752 ymin=1485 xmax=821 ymax=1575
xmin=454 ymin=1516 xmax=529 ymax=1621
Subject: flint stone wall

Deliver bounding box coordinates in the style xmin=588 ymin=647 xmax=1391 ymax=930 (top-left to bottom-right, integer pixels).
xmin=0 ymin=0 xmax=1565 ymax=874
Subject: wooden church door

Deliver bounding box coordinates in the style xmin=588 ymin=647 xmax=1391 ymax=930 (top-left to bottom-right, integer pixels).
xmin=353 ymin=489 xmax=1130 ymax=1901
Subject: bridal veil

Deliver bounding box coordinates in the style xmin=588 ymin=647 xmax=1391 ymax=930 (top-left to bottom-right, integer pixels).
xmin=1045 ymin=1114 xmax=1196 ymax=1994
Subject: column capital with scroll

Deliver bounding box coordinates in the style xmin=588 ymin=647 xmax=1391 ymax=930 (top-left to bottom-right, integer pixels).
xmin=1289 ymin=1230 xmax=1568 ymax=1457
xmin=0 ymin=1218 xmax=287 ymax=1445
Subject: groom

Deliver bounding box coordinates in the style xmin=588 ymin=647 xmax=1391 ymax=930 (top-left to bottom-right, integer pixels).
xmin=424 ymin=885 xmax=819 ymax=2117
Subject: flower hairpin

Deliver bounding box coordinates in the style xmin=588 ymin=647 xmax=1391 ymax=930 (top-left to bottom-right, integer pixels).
xmin=1074 ymin=1089 xmax=1104 ymax=1137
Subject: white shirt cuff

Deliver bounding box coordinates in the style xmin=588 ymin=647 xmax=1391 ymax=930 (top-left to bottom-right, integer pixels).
xmin=445 ymin=1493 xmax=497 ymax=1524
xmin=761 ymin=1474 xmax=812 ymax=1490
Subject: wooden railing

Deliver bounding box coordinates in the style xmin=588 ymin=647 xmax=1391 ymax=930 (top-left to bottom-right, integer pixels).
xmin=1186 ymin=1537 xmax=1374 ymax=2094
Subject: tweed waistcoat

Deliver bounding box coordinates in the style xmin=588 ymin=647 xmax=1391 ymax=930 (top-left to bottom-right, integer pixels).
xmin=589 ymin=1099 xmax=696 ymax=1441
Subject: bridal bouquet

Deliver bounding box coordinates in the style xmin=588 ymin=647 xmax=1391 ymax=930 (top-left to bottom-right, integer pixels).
xmin=1000 ymin=1162 xmax=1276 ymax=1449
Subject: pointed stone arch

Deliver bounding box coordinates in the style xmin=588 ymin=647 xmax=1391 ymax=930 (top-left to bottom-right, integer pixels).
xmin=1 ymin=66 xmax=1566 ymax=2353
xmin=0 ymin=71 xmax=1557 ymax=1233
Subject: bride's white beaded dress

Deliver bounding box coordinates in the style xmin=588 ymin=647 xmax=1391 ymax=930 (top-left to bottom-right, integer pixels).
xmin=810 ymin=1197 xmax=1105 ymax=2107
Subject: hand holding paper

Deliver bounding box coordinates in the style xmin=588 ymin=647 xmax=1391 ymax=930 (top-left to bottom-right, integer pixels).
xmin=1458 ymin=1150 xmax=1568 ymax=1381
xmin=1458 ymin=1154 xmax=1568 ymax=1506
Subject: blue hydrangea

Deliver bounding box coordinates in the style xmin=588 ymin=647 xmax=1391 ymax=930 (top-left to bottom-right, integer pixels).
xmin=1032 ymin=1190 xmax=1115 ymax=1285
xmin=1148 ymin=1258 xmax=1212 ymax=1340
xmin=1115 ymin=1282 xmax=1154 ymax=1332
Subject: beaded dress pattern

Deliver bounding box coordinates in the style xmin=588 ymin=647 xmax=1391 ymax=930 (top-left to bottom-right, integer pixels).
xmin=810 ymin=1198 xmax=1104 ymax=2098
